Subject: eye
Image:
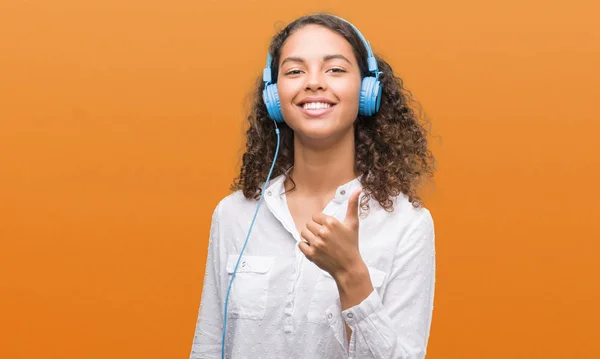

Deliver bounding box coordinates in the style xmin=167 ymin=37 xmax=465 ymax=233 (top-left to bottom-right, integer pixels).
xmin=328 ymin=68 xmax=347 ymax=73
xmin=285 ymin=69 xmax=303 ymax=76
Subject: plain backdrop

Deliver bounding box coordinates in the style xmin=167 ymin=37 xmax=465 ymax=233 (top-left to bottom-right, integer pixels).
xmin=0 ymin=0 xmax=599 ymax=358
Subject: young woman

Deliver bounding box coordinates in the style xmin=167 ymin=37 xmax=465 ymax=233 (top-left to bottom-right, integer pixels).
xmin=190 ymin=13 xmax=437 ymax=359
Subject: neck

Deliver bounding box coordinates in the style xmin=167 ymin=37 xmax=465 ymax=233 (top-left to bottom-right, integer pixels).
xmin=285 ymin=129 xmax=358 ymax=196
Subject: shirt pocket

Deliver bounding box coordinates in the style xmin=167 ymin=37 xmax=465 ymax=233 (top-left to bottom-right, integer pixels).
xmin=307 ymin=266 xmax=386 ymax=325
xmin=225 ymin=254 xmax=274 ymax=320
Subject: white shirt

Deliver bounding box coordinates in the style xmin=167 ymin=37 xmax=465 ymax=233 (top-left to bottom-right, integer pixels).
xmin=190 ymin=173 xmax=436 ymax=359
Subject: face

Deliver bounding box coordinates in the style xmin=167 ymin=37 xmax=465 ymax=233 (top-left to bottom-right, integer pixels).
xmin=277 ymin=24 xmax=362 ymax=142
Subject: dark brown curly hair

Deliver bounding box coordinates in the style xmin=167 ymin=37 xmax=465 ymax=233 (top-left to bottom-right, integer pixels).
xmin=230 ymin=13 xmax=436 ymax=213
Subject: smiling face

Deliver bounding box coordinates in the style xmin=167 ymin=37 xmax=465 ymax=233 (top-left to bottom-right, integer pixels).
xmin=277 ymin=24 xmax=362 ymax=142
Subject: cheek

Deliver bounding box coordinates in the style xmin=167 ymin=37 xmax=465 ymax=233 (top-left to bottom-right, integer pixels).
xmin=331 ymin=80 xmax=361 ymax=109
xmin=277 ymin=79 xmax=301 ymax=104
xmin=276 ymin=81 xmax=302 ymax=127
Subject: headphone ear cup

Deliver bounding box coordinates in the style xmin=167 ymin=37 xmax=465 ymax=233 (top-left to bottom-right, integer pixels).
xmin=359 ymin=78 xmax=368 ymax=116
xmin=359 ymin=76 xmax=381 ymax=116
xmin=263 ymin=84 xmax=284 ymax=123
xmin=374 ymin=80 xmax=382 ymax=113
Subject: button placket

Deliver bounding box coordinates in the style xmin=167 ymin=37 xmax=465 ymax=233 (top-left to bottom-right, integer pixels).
xmin=283 ymin=243 xmax=305 ymax=335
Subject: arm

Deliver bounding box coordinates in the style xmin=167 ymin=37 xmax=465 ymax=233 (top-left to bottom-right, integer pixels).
xmin=189 ymin=204 xmax=224 ymax=359
xmin=338 ymin=211 xmax=436 ymax=359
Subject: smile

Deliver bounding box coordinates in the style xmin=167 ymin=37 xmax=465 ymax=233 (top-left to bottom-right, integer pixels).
xmin=297 ymin=102 xmax=336 ymax=117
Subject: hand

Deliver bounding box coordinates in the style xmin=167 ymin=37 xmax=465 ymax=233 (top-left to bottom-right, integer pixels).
xmin=298 ymin=188 xmax=364 ymax=279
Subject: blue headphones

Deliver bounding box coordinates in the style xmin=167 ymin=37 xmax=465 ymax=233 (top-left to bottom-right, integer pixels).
xmin=262 ymin=16 xmax=383 ymax=123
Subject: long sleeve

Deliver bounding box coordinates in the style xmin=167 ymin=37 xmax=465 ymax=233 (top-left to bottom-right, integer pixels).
xmin=190 ymin=203 xmax=225 ymax=359
xmin=342 ymin=210 xmax=436 ymax=359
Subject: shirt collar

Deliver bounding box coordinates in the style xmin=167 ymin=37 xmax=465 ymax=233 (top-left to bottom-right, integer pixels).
xmin=264 ymin=169 xmax=364 ymax=204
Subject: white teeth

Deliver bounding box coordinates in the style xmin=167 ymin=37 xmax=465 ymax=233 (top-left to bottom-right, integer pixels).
xmin=302 ymin=102 xmax=332 ymax=110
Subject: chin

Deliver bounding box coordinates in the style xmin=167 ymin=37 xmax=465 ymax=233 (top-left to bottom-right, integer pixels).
xmin=300 ymin=130 xmax=335 ymax=141
xmin=294 ymin=121 xmax=351 ymax=142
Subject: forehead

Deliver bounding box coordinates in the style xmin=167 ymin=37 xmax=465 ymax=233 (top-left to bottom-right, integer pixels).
xmin=279 ymin=24 xmax=356 ymax=64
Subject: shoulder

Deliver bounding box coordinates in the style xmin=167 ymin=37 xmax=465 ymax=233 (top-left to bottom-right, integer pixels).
xmin=367 ymin=192 xmax=434 ymax=235
xmin=389 ymin=194 xmax=435 ymax=249
xmin=211 ymin=189 xmax=255 ymax=220
xmin=212 ymin=175 xmax=283 ymax=221
xmin=358 ymin=192 xmax=434 ymax=265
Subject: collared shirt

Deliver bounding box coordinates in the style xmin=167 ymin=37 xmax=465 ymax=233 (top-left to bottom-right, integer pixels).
xmin=190 ymin=173 xmax=436 ymax=359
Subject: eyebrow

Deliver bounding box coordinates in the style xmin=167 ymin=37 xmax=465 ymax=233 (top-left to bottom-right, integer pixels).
xmin=280 ymin=54 xmax=352 ymax=67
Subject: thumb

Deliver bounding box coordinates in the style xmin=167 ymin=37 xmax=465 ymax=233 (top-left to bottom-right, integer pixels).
xmin=344 ymin=188 xmax=362 ymax=228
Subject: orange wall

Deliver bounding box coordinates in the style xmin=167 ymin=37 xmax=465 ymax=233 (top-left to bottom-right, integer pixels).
xmin=1 ymin=0 xmax=599 ymax=358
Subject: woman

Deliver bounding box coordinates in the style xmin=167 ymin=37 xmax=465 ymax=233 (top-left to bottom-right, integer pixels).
xmin=190 ymin=12 xmax=437 ymax=359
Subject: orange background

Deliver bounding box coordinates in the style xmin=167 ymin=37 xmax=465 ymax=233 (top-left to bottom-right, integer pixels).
xmin=1 ymin=0 xmax=599 ymax=358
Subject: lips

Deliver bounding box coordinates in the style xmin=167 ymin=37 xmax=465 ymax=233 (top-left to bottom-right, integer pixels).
xmin=296 ymin=97 xmax=337 ymax=118
xmin=297 ymin=103 xmax=336 ymax=118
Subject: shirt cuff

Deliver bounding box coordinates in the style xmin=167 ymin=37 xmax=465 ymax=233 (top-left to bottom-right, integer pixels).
xmin=341 ymin=288 xmax=382 ymax=327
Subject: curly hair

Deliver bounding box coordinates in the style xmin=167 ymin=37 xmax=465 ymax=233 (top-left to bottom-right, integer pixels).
xmin=230 ymin=13 xmax=436 ymax=213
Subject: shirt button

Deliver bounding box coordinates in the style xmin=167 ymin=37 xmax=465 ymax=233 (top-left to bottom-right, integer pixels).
xmin=327 ymin=313 xmax=333 ymax=319
xmin=340 ymin=190 xmax=346 ymax=195
xmin=266 ymin=191 xmax=272 ymax=196
xmin=241 ymin=261 xmax=246 ymax=267
xmin=347 ymin=313 xmax=354 ymax=319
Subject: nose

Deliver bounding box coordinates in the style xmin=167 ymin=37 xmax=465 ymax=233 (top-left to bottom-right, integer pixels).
xmin=305 ymin=70 xmax=326 ymax=92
